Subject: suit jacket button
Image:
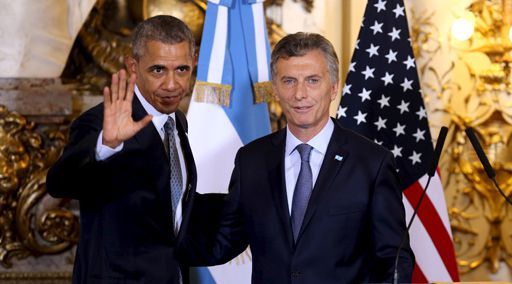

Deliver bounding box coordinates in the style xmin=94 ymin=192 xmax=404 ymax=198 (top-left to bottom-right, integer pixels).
xmin=291 ymin=271 xmax=302 ymax=278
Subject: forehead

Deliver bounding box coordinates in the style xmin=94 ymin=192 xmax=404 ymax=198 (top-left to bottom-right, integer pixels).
xmin=139 ymin=40 xmax=192 ymax=63
xmin=275 ymin=50 xmax=328 ymax=76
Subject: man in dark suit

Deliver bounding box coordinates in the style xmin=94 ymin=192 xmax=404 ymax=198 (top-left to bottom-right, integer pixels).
xmin=180 ymin=32 xmax=414 ymax=283
xmin=47 ymin=15 xmax=198 ymax=284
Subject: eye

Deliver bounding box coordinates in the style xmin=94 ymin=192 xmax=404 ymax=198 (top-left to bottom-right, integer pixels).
xmin=282 ymin=78 xmax=295 ymax=86
xmin=176 ymin=66 xmax=190 ymax=73
xmin=307 ymin=78 xmax=319 ymax=84
xmin=152 ymin=66 xmax=164 ymax=74
xmin=149 ymin=65 xmax=165 ymax=76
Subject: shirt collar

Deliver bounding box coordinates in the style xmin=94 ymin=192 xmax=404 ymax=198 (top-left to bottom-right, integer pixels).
xmin=285 ymin=119 xmax=334 ymax=156
xmin=134 ymin=85 xmax=176 ymax=131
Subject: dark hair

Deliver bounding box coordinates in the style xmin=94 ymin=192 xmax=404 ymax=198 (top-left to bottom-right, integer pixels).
xmin=131 ymin=15 xmax=195 ymax=59
xmin=271 ymin=32 xmax=339 ymax=83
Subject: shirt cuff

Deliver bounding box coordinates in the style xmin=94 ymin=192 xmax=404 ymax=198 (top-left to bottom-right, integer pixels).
xmin=95 ymin=130 xmax=124 ymax=161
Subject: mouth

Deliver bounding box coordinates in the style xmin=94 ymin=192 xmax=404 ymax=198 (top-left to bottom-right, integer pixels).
xmin=158 ymin=94 xmax=181 ymax=103
xmin=293 ymin=105 xmax=312 ymax=112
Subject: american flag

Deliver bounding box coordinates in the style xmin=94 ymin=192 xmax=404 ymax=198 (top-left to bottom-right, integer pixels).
xmin=337 ymin=0 xmax=459 ymax=282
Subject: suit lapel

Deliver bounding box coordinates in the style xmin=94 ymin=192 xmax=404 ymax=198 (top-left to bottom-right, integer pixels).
xmin=130 ymin=96 xmax=175 ymax=237
xmin=267 ymin=129 xmax=295 ymax=249
xmin=297 ymin=121 xmax=349 ymax=241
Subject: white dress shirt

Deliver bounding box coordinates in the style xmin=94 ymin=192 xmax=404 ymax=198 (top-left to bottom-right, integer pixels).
xmin=284 ymin=119 xmax=334 ymax=214
xmin=95 ymin=85 xmax=187 ymax=233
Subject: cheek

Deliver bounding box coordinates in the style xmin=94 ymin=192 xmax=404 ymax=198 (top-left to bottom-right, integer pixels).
xmin=275 ymin=89 xmax=294 ymax=102
xmin=143 ymin=78 xmax=162 ymax=92
xmin=177 ymin=73 xmax=192 ymax=85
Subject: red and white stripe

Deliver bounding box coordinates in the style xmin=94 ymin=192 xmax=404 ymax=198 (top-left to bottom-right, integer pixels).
xmin=403 ymin=171 xmax=459 ymax=283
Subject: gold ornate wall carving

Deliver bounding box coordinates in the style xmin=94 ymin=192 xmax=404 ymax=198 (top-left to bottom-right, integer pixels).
xmin=410 ymin=0 xmax=512 ymax=280
xmin=0 ymin=105 xmax=72 ymax=274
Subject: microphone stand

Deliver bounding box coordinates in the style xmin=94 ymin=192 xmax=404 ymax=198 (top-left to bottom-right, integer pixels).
xmin=392 ymin=176 xmax=432 ymax=284
xmin=491 ymin=173 xmax=512 ymax=206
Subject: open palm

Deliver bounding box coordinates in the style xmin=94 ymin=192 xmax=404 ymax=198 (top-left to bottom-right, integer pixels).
xmin=102 ymin=70 xmax=152 ymax=148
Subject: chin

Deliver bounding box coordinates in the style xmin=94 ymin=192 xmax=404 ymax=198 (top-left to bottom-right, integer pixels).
xmin=156 ymin=104 xmax=179 ymax=114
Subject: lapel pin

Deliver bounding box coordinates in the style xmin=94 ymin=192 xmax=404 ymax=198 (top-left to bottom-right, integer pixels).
xmin=334 ymin=155 xmax=343 ymax=161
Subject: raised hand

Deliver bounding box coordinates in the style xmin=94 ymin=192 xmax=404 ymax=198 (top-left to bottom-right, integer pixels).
xmin=102 ymin=69 xmax=153 ymax=148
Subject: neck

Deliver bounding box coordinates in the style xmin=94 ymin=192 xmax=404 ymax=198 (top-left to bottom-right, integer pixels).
xmin=288 ymin=118 xmax=330 ymax=143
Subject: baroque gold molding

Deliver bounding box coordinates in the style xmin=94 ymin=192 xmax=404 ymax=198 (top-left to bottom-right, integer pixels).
xmin=0 ymin=105 xmax=73 ymax=269
xmin=410 ymin=0 xmax=512 ymax=278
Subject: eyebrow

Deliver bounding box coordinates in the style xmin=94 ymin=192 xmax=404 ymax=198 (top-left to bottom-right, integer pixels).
xmin=280 ymin=75 xmax=296 ymax=81
xmin=280 ymin=74 xmax=321 ymax=80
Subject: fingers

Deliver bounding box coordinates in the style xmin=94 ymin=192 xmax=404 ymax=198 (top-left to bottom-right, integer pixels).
xmin=103 ymin=86 xmax=111 ymax=107
xmin=108 ymin=69 xmax=135 ymax=103
xmin=118 ymin=69 xmax=127 ymax=100
xmin=125 ymin=73 xmax=137 ymax=103
xmin=111 ymin=72 xmax=119 ymax=102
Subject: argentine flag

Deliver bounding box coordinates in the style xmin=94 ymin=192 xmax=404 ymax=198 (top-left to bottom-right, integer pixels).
xmin=187 ymin=0 xmax=272 ymax=283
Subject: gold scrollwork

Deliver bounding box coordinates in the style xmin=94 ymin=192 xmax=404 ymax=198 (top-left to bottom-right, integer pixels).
xmin=410 ymin=0 xmax=512 ymax=278
xmin=0 ymin=105 xmax=71 ymax=268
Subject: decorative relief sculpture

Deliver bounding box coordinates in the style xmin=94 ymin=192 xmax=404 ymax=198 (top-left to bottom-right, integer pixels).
xmin=410 ymin=0 xmax=512 ymax=278
xmin=0 ymin=105 xmax=72 ymax=268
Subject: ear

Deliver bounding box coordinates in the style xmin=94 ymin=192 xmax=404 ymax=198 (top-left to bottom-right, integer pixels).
xmin=125 ymin=55 xmax=137 ymax=75
xmin=330 ymin=80 xmax=340 ymax=101
xmin=272 ymin=81 xmax=280 ymax=101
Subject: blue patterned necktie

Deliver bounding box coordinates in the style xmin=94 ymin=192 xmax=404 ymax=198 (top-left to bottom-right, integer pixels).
xmin=291 ymin=143 xmax=313 ymax=242
xmin=164 ymin=116 xmax=183 ymax=218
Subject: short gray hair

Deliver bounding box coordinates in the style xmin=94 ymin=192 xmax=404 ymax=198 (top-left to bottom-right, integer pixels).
xmin=271 ymin=32 xmax=339 ymax=83
xmin=131 ymin=15 xmax=195 ymax=60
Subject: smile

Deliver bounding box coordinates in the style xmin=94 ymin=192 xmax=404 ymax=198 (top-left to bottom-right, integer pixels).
xmin=293 ymin=106 xmax=312 ymax=112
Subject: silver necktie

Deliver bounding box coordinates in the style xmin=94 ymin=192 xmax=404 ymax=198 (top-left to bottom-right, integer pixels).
xmin=164 ymin=116 xmax=183 ymax=217
xmin=290 ymin=143 xmax=313 ymax=242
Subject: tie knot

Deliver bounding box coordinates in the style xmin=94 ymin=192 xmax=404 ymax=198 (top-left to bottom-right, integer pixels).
xmin=164 ymin=116 xmax=176 ymax=133
xmin=296 ymin=144 xmax=312 ymax=162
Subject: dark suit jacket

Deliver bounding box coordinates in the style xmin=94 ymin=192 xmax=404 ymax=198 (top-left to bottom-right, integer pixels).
xmin=180 ymin=119 xmax=414 ymax=284
xmin=46 ymin=96 xmax=197 ymax=284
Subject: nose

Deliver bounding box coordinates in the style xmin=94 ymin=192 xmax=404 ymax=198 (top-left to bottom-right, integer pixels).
xmin=163 ymin=73 xmax=178 ymax=91
xmin=294 ymin=80 xmax=307 ymax=100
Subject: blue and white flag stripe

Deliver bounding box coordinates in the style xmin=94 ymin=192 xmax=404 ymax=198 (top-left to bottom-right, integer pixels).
xmin=244 ymin=2 xmax=271 ymax=83
xmin=197 ymin=3 xmax=230 ymax=85
xmin=188 ymin=0 xmax=271 ymax=283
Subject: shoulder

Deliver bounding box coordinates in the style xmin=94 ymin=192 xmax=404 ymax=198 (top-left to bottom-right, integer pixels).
xmin=333 ymin=121 xmax=393 ymax=160
xmin=237 ymin=129 xmax=285 ymax=156
xmin=70 ymin=103 xmax=104 ymax=130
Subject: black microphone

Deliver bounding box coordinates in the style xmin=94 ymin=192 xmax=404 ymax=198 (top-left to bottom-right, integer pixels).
xmin=465 ymin=127 xmax=512 ymax=206
xmin=428 ymin=126 xmax=448 ymax=177
xmin=464 ymin=127 xmax=495 ymax=179
xmin=393 ymin=126 xmax=448 ymax=284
